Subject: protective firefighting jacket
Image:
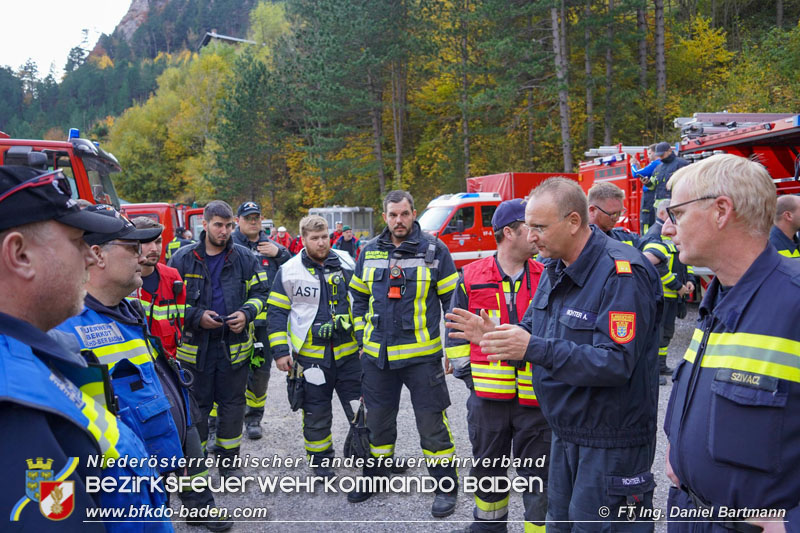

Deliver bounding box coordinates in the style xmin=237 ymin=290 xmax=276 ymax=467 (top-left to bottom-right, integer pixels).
xmin=445 ymin=255 xmax=543 ymax=405
xmin=605 ymin=227 xmax=640 ymax=248
xmin=168 ymin=233 xmax=269 ymax=370
xmin=520 ymin=228 xmax=663 ymax=448
xmin=641 ymin=232 xmax=693 ymax=299
xmin=350 ymin=222 xmax=459 ymax=369
xmin=55 ymin=300 xmax=185 ymax=471
xmin=267 ymin=249 xmax=357 ymax=368
xmin=665 ymin=246 xmax=800 ymax=528
xmin=129 ymin=262 xmax=185 ymax=357
xmin=1 ymin=313 xmax=169 ymax=531
xmin=769 ymin=224 xmax=800 ymax=259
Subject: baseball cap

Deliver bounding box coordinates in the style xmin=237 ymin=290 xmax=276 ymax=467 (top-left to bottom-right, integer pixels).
xmin=343 ymin=225 xmax=351 ymax=231
xmin=237 ymin=201 xmax=261 ymax=217
xmin=654 ymin=142 xmax=672 ymax=156
xmin=82 ymin=205 xmax=162 ymax=246
xmin=0 ymin=166 xmax=126 ymax=234
xmin=277 ymin=226 xmax=287 ymax=232
xmin=491 ymin=199 xmax=527 ymax=231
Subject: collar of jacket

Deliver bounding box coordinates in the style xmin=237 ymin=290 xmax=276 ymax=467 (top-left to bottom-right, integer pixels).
xmin=84 ymin=293 xmax=146 ymax=328
xmin=547 ymin=226 xmax=606 ymax=288
xmin=301 ymin=249 xmax=342 ymax=270
xmin=699 ymin=243 xmax=778 ymax=331
xmin=0 ymin=311 xmax=88 ymax=368
xmin=193 ymin=230 xmax=234 ymax=261
xmin=377 ymin=221 xmax=423 ymax=253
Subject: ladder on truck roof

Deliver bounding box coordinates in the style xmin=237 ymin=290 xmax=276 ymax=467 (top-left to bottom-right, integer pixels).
xmin=676 ymin=112 xmax=797 ymax=139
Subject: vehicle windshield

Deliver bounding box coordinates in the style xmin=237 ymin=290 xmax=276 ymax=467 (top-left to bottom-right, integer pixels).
xmin=81 ymin=153 xmax=121 ymax=209
xmin=418 ymin=206 xmax=453 ymax=232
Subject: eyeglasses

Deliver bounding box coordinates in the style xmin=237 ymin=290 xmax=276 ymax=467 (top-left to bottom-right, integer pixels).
xmin=591 ymin=204 xmax=626 ymax=220
xmin=0 ymin=169 xmax=72 ymax=205
xmin=665 ymin=196 xmax=718 ymax=225
xmin=526 ymin=214 xmax=571 ymax=234
xmin=106 ymin=240 xmax=142 ymax=255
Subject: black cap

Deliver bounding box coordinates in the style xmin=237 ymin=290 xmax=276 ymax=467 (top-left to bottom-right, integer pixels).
xmin=237 ymin=201 xmax=261 ymax=217
xmin=0 ymin=166 xmax=126 ymax=234
xmin=82 ymin=205 xmax=163 ymax=245
xmin=654 ymin=142 xmax=672 ymax=156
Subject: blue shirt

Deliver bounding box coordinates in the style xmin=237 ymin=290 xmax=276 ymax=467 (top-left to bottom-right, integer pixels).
xmin=205 ymin=251 xmax=227 ymax=317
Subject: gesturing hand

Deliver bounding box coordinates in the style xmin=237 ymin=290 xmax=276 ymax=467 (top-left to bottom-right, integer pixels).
xmin=445 ymin=308 xmax=496 ymax=345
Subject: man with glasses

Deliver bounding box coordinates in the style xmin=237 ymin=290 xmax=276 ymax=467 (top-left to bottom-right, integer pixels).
xmin=587 ymin=182 xmax=639 ymax=247
xmin=448 ymin=177 xmax=662 ymax=531
xmin=55 ymin=205 xmax=232 ymax=531
xmin=169 ymin=200 xmax=269 ymax=477
xmin=0 ymin=166 xmax=169 ymax=529
xmin=663 ymin=154 xmax=800 ymax=532
xmin=232 ymin=201 xmax=290 ymax=440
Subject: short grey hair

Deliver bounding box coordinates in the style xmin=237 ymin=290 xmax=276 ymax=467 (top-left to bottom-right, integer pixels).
xmin=587 ymin=182 xmax=624 ymax=203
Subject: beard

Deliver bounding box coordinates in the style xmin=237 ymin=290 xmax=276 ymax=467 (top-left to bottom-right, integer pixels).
xmin=306 ymin=245 xmax=330 ymax=263
xmin=208 ymin=233 xmax=229 ymax=248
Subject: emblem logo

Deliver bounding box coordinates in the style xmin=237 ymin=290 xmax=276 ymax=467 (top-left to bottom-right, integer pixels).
xmin=615 ymin=260 xmax=632 ymax=275
xmin=25 ymin=458 xmax=53 ymax=502
xmin=39 ymin=481 xmax=74 ymax=520
xmin=12 ymin=457 xmax=78 ymax=522
xmin=609 ymin=311 xmax=636 ymax=344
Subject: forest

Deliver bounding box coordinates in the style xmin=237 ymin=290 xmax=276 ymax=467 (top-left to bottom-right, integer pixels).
xmin=1 ymin=0 xmax=799 ymax=228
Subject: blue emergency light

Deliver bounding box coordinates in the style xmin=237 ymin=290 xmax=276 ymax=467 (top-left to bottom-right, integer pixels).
xmin=68 ymin=128 xmax=80 ymax=140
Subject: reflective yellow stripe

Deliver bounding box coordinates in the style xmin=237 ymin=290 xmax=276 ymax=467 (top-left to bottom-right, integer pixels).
xmin=298 ymin=343 xmax=325 ymax=359
xmin=91 ymin=338 xmax=153 ymax=368
xmin=778 ymin=249 xmax=800 ymax=258
xmin=126 ymin=297 xmax=185 ymax=320
xmin=349 ymin=274 xmax=369 ymax=294
xmin=446 ymin=345 xmax=470 ymax=359
xmin=413 ymin=266 xmax=431 ymax=343
xmin=245 ymin=297 xmax=264 ymax=314
xmin=246 ymin=389 xmax=267 ymax=408
xmin=474 ymin=493 xmax=510 ymax=520
xmin=684 ymin=329 xmax=800 ymax=383
xmin=363 ymin=336 xmax=443 ymax=362
xmin=80 ymin=390 xmax=121 ymax=463
xmin=333 ymin=340 xmax=358 ymax=360
xmin=229 ymin=338 xmax=254 ymax=364
xmin=353 ymin=316 xmax=365 ymax=332
xmin=267 ymin=292 xmax=291 ymax=310
xmin=216 ymin=434 xmax=242 ymax=450
xmin=517 ymin=363 xmax=537 ymax=401
xmin=524 ymin=521 xmax=546 ymax=532
xmin=269 ymin=331 xmax=289 ymax=348
xmin=436 ymin=271 xmax=458 ymax=295
xmin=304 ymin=434 xmax=332 ymax=453
xmin=370 ymin=443 xmax=395 ymax=457
xmin=177 ymin=342 xmax=198 ymax=364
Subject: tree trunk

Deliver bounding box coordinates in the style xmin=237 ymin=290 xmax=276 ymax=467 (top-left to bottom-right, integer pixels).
xmin=777 ymin=0 xmax=783 ymax=28
xmin=654 ymin=0 xmax=666 ymax=102
xmin=603 ymin=0 xmax=614 ymax=145
xmin=585 ymin=1 xmax=595 ymax=149
xmin=527 ymin=87 xmax=535 ymax=170
xmin=367 ymin=72 xmax=387 ymax=195
xmin=390 ymin=60 xmax=406 ymax=188
xmin=552 ymin=5 xmax=573 ymax=172
xmin=460 ymin=0 xmax=471 ymax=180
xmin=637 ymin=6 xmax=647 ymax=92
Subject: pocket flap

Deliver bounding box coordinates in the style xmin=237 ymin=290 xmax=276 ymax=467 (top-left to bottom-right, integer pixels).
xmin=607 ymin=472 xmax=656 ymax=496
xmin=135 ymin=394 xmax=172 ymax=422
xmin=711 ymin=375 xmax=787 ymax=408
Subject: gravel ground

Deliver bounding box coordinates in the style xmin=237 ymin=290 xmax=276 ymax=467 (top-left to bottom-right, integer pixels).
xmin=171 ymin=305 xmax=699 ymax=532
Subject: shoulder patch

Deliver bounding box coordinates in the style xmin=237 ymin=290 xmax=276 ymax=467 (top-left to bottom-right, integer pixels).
xmin=609 ymin=312 xmax=636 ymax=344
xmin=615 ymin=260 xmax=632 ymax=274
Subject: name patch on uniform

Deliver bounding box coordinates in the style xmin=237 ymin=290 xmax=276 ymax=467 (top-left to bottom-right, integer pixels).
xmin=364 ymin=250 xmax=389 ymax=260
xmin=294 ymin=285 xmax=319 ymax=297
xmin=715 ymin=369 xmax=777 ymax=392
xmin=561 ymin=307 xmax=597 ymax=322
xmin=615 ymin=260 xmax=632 ymax=274
xmin=48 ymin=373 xmax=85 ymax=409
xmin=608 ymin=312 xmax=636 ymax=344
xmin=74 ymin=323 xmax=124 ymax=349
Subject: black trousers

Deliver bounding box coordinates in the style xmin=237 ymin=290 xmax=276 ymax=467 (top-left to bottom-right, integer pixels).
xmin=245 ymin=326 xmax=271 ymax=425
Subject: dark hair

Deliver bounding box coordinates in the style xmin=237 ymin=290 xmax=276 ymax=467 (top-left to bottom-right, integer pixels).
xmin=494 ymin=220 xmax=524 ymax=243
xmin=204 ymin=200 xmax=234 ymax=221
xmin=531 ymin=177 xmax=589 ymax=226
xmin=131 ymin=216 xmax=163 ymax=232
xmin=383 ymin=190 xmax=415 ymax=212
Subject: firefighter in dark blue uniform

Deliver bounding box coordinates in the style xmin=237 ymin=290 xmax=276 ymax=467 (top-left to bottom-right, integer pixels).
xmin=232 ymin=201 xmax=291 ymax=440
xmin=0 ymin=166 xmax=167 ymax=531
xmin=662 ymin=154 xmax=800 ymax=532
xmin=448 ymin=177 xmax=662 ymax=532
xmin=587 ymin=181 xmax=640 ymax=248
xmin=769 ymin=194 xmax=800 ymax=259
xmin=349 ymin=190 xmax=460 ymax=517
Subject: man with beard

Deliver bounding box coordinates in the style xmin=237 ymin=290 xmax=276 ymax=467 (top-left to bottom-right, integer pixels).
xmin=0 ymin=166 xmax=166 ymax=529
xmin=169 ymin=200 xmax=269 ymax=476
xmin=56 ymin=206 xmax=232 ymax=531
xmin=348 ymin=190 xmax=461 ymax=517
xmin=232 ymin=201 xmax=291 ymax=440
xmin=267 ymin=215 xmax=360 ymax=478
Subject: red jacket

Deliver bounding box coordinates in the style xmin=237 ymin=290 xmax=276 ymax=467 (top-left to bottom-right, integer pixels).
xmin=272 ymin=232 xmax=292 ymax=249
xmin=132 ymin=263 xmax=186 ymax=358
xmin=461 ymin=256 xmax=543 ymax=405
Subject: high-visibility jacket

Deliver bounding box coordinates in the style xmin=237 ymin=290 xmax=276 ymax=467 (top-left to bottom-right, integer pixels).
xmin=445 ymin=255 xmax=543 ymax=405
xmin=168 ymin=233 xmax=270 ymax=370
xmin=267 ymin=249 xmax=357 ymax=368
xmin=642 ymin=235 xmax=687 ymax=299
xmin=350 ymin=222 xmax=459 ymax=369
xmin=665 ymin=245 xmax=800 ymax=527
xmin=130 ymin=262 xmax=185 ymax=358
xmin=605 ymin=227 xmax=640 ymax=248
xmin=55 ymin=302 xmax=185 ymax=471
xmin=769 ymin=225 xmax=800 ymax=259
xmin=1 ymin=314 xmax=169 ymax=531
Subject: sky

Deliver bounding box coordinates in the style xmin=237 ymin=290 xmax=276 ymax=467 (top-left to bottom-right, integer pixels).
xmin=0 ymin=0 xmax=131 ymax=79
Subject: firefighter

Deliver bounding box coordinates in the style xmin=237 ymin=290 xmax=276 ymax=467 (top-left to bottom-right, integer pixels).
xmin=770 ymin=194 xmax=800 ymax=259
xmin=448 ymin=178 xmax=662 ymax=531
xmin=663 ymin=154 xmax=800 ymax=532
xmin=633 ymin=144 xmax=661 ymax=234
xmin=640 ymin=200 xmax=695 ymax=386
xmin=445 ymin=199 xmax=550 ymax=532
xmin=169 ymin=200 xmax=269 ymax=476
xmin=0 ymin=166 xmax=166 ymax=530
xmin=165 ymin=226 xmax=195 ymax=261
xmin=232 ymin=201 xmax=291 ymax=440
xmin=647 ymin=142 xmax=689 ymax=203
xmin=587 ymin=181 xmax=640 ymax=247
xmin=55 ymin=206 xmax=233 ymax=531
xmin=348 ymin=190 xmax=460 ymax=517
xmin=267 ymin=215 xmax=360 ymax=478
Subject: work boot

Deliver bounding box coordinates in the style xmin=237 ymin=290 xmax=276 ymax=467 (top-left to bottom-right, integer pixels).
xmin=206 ymin=417 xmax=218 ymax=454
xmin=186 ymin=515 xmax=234 ymax=532
xmin=313 ymin=465 xmax=335 ymax=479
xmin=659 ymin=375 xmax=667 ymax=386
xmin=431 ymin=492 xmax=457 ymax=518
xmin=219 ymin=464 xmax=243 ymax=479
xmin=389 ymin=457 xmax=408 ymax=474
xmin=659 ymin=360 xmax=674 ymax=375
xmin=347 ymin=488 xmax=373 ymax=503
xmin=245 ymin=421 xmax=263 ymax=440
